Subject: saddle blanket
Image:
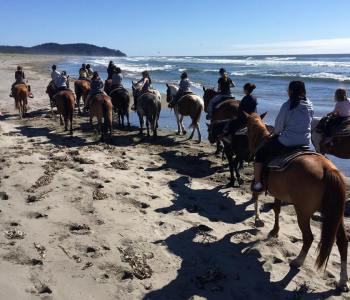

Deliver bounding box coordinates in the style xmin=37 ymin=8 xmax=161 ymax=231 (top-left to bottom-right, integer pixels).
xmin=267 ymin=149 xmax=321 ymax=172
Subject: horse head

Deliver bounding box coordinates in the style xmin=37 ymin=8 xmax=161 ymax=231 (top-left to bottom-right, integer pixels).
xmin=165 ymin=83 xmax=178 ymax=103
xmin=242 ymin=112 xmax=269 ymax=155
xmin=202 ymin=87 xmax=218 ymax=112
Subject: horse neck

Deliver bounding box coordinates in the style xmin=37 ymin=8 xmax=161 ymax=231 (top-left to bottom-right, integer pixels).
xmin=169 ymin=85 xmax=178 ymax=96
xmin=252 ymin=121 xmax=271 ymax=150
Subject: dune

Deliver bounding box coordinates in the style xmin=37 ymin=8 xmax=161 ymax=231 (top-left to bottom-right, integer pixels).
xmin=0 ymin=54 xmax=349 ymax=299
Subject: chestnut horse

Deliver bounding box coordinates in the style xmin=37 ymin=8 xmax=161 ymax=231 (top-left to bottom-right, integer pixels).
xmin=89 ymin=93 xmax=113 ymax=141
xmin=132 ymin=82 xmax=161 ymax=138
xmin=74 ymin=80 xmax=91 ymax=114
xmin=13 ymin=84 xmax=28 ymax=118
xmin=245 ymin=112 xmax=348 ymax=291
xmin=109 ymin=87 xmax=130 ymax=128
xmin=312 ymin=117 xmax=350 ymax=159
xmin=54 ymin=89 xmax=75 ymax=135
xmin=166 ymin=83 xmax=204 ymax=142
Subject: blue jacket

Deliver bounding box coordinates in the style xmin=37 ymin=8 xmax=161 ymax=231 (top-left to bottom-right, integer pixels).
xmin=275 ymin=98 xmax=314 ymax=146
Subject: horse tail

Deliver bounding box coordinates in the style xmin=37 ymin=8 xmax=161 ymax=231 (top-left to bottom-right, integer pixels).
xmin=316 ymin=167 xmax=346 ymax=269
xmin=190 ymin=99 xmax=203 ymax=129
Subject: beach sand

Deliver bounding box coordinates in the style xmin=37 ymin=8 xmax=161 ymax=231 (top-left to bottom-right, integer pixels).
xmin=0 ymin=54 xmax=349 ymax=300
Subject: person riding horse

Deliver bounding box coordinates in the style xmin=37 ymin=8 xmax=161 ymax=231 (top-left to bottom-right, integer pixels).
xmin=79 ymin=64 xmax=90 ymax=82
xmin=107 ymin=61 xmax=115 ymax=80
xmin=168 ymin=72 xmax=192 ymax=108
xmin=10 ymin=66 xmax=34 ymax=98
xmin=252 ymin=81 xmax=314 ymax=192
xmin=132 ymin=71 xmax=152 ymax=111
xmin=111 ymin=67 xmax=124 ymax=90
xmin=84 ymin=71 xmax=105 ymax=110
xmin=319 ymin=88 xmax=350 ymax=147
xmin=206 ymin=68 xmax=235 ymax=119
xmin=86 ymin=64 xmax=94 ymax=78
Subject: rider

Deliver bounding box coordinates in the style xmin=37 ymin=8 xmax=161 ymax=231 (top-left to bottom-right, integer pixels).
xmin=168 ymin=72 xmax=192 ymax=108
xmin=79 ymin=64 xmax=90 ymax=82
xmin=84 ymin=71 xmax=104 ymax=110
xmin=206 ymin=68 xmax=235 ymax=119
xmin=252 ymin=81 xmax=314 ymax=192
xmin=132 ymin=71 xmax=152 ymax=110
xmin=86 ymin=64 xmax=94 ymax=78
xmin=322 ymin=88 xmax=350 ymax=145
xmin=111 ymin=67 xmax=123 ymax=89
xmin=54 ymin=71 xmax=69 ymax=92
xmin=10 ymin=66 xmax=34 ymax=98
xmin=107 ymin=61 xmax=115 ymax=80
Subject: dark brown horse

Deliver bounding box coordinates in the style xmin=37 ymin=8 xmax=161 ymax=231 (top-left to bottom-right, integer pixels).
xmin=74 ymin=80 xmax=91 ymax=114
xmin=13 ymin=84 xmax=28 ymax=118
xmin=312 ymin=117 xmax=350 ymax=159
xmin=54 ymin=89 xmax=75 ymax=135
xmin=166 ymin=84 xmax=204 ymax=142
xmin=245 ymin=112 xmax=348 ymax=291
xmin=109 ymin=87 xmax=130 ymax=128
xmin=104 ymin=79 xmax=112 ymax=95
xmin=89 ymin=93 xmax=113 ymax=141
xmin=132 ymin=82 xmax=161 ymax=138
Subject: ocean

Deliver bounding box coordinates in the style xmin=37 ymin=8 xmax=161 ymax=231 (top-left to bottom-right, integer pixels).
xmin=58 ymin=54 xmax=350 ymax=175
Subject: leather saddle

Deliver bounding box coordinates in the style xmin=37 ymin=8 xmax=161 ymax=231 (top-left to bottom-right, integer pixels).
xmin=266 ymin=147 xmax=320 ymax=172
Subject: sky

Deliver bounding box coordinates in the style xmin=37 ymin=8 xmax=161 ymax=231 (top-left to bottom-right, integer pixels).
xmin=1 ymin=0 xmax=350 ymax=56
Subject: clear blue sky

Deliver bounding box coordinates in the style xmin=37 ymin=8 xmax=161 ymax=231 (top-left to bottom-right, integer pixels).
xmin=1 ymin=0 xmax=350 ymax=56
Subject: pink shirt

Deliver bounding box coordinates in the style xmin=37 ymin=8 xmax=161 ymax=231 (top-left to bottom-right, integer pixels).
xmin=334 ymin=98 xmax=350 ymax=117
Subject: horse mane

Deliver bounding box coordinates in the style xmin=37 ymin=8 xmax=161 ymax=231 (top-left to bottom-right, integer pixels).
xmin=247 ymin=113 xmax=271 ymax=152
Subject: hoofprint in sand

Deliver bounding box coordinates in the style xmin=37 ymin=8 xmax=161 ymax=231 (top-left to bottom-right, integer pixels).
xmin=0 ymin=54 xmax=349 ymax=300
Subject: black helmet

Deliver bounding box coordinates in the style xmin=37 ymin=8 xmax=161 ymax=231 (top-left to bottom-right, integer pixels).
xmin=52 ymin=64 xmax=57 ymax=70
xmin=82 ymin=63 xmax=86 ymax=69
xmin=219 ymin=68 xmax=226 ymax=74
xmin=181 ymin=72 xmax=188 ymax=79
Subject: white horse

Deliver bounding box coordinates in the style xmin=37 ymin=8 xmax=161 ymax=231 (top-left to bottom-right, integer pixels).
xmin=165 ymin=83 xmax=204 ymax=142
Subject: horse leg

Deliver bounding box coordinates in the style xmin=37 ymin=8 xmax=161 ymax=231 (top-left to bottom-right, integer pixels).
xmin=253 ymin=192 xmax=264 ymax=227
xmin=138 ymin=114 xmax=144 ymax=134
xmin=69 ymin=112 xmax=73 ymax=135
xmin=233 ymin=156 xmax=244 ymax=186
xmin=174 ymin=109 xmax=181 ymax=135
xmin=64 ymin=114 xmax=68 ymax=131
xmin=197 ymin=125 xmax=201 ymax=143
xmin=180 ymin=115 xmax=186 ymax=135
xmin=225 ymin=146 xmax=235 ymax=187
xmin=215 ymin=141 xmax=223 ymax=155
xmin=290 ymin=209 xmax=313 ymax=268
xmin=146 ymin=117 xmax=150 ymax=137
xmin=59 ymin=114 xmax=64 ymax=126
xmin=98 ymin=117 xmax=103 ymax=140
xmin=336 ymin=219 xmax=349 ymax=291
xmin=126 ymin=111 xmax=130 ymax=127
xmin=269 ymin=199 xmax=282 ymax=238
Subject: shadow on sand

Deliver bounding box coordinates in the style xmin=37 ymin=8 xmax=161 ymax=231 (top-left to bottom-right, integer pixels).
xmin=144 ymin=226 xmax=340 ymax=300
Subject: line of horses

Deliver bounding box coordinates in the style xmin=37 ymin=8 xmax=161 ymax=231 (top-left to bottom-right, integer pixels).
xmin=10 ymin=78 xmax=350 ymax=292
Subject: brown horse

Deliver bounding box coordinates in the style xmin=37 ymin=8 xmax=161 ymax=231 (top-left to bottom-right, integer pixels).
xmin=166 ymin=84 xmax=204 ymax=142
xmin=89 ymin=93 xmax=113 ymax=141
xmin=104 ymin=79 xmax=112 ymax=95
xmin=46 ymin=81 xmax=57 ymax=114
xmin=13 ymin=84 xmax=28 ymax=118
xmin=203 ymin=87 xmax=241 ymax=152
xmin=312 ymin=117 xmax=350 ymax=159
xmin=74 ymin=79 xmax=91 ymax=114
xmin=54 ymin=89 xmax=75 ymax=135
xmin=109 ymin=87 xmax=131 ymax=128
xmin=244 ymin=112 xmax=348 ymax=291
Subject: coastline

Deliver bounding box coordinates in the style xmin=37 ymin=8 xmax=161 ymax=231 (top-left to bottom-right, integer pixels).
xmin=0 ymin=54 xmax=349 ymax=299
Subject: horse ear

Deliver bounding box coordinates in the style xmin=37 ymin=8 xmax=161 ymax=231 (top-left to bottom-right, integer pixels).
xmin=260 ymin=112 xmax=267 ymax=120
xmin=203 ymin=86 xmax=206 ymax=92
xmin=166 ymin=83 xmax=169 ymax=88
xmin=242 ymin=111 xmax=250 ymax=118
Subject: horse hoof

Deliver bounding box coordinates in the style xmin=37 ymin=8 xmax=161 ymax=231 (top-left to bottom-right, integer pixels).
xmin=337 ymin=282 xmax=349 ymax=293
xmin=268 ymin=230 xmax=278 ymax=238
xmin=289 ymin=259 xmax=302 ymax=269
xmin=254 ymin=219 xmax=264 ymax=228
xmin=183 ymin=130 xmax=187 ymax=135
xmin=237 ymin=178 xmax=244 ymax=186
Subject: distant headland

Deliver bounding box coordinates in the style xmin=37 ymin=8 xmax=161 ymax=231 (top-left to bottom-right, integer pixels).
xmin=0 ymin=43 xmax=126 ymax=57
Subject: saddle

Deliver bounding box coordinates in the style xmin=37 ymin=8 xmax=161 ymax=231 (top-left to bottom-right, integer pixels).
xmin=266 ymin=147 xmax=320 ymax=172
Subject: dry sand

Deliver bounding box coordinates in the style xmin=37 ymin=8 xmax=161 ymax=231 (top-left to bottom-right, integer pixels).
xmin=0 ymin=54 xmax=350 ymax=300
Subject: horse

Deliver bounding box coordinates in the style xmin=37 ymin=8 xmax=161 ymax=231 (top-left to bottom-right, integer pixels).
xmin=166 ymin=83 xmax=204 ymax=142
xmin=312 ymin=117 xmax=350 ymax=158
xmin=46 ymin=82 xmax=57 ymax=115
xmin=203 ymin=87 xmax=241 ymax=153
xmin=244 ymin=112 xmax=348 ymax=291
xmin=132 ymin=82 xmax=161 ymax=138
xmin=53 ymin=89 xmax=75 ymax=135
xmin=104 ymin=79 xmax=112 ymax=95
xmin=74 ymin=79 xmax=91 ymax=115
xmin=89 ymin=93 xmax=113 ymax=141
xmin=12 ymin=84 xmax=28 ymax=118
xmin=109 ymin=86 xmax=130 ymax=128
xmin=207 ymin=119 xmax=250 ymax=186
